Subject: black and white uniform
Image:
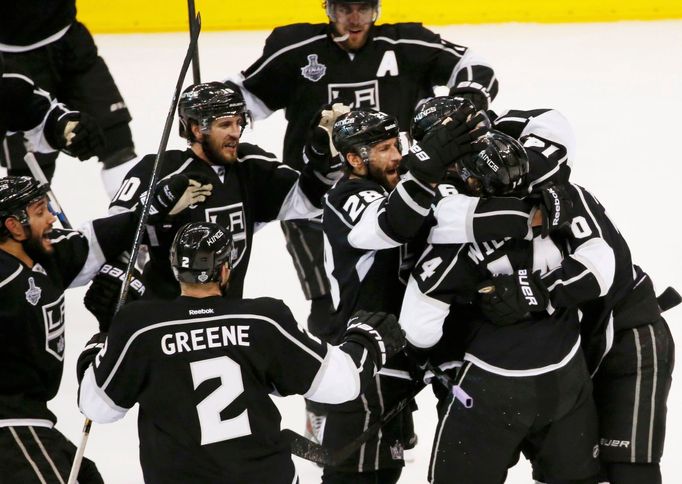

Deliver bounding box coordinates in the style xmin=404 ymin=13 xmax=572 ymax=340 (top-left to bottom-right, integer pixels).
xmin=400 ymin=192 xmax=612 ymax=482
xmin=0 ymin=212 xmax=138 ymax=483
xmin=109 ymin=145 xmax=328 ymax=300
xmin=79 ymin=296 xmax=379 ymax=484
xmin=236 ymin=21 xmax=499 ymax=331
xmin=0 ymin=0 xmax=134 ymax=180
xmin=0 ymin=71 xmax=73 ymax=154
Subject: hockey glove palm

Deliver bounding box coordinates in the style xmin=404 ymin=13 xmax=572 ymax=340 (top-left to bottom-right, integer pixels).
xmin=537 ymin=184 xmax=573 ymax=238
xmin=46 ymin=111 xmax=105 ymax=160
xmin=84 ymin=254 xmax=146 ymax=332
xmin=403 ymin=107 xmax=488 ymax=184
xmin=147 ymin=173 xmax=213 ymax=223
xmin=478 ymin=269 xmax=549 ymax=326
xmin=343 ymin=310 xmax=406 ymax=368
xmin=76 ymin=332 xmax=107 ymax=384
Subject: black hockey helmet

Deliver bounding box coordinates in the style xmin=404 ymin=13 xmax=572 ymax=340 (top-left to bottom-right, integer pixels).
xmin=178 ymin=81 xmax=248 ymax=140
xmin=454 ymin=130 xmax=529 ymax=196
xmin=325 ymin=0 xmax=380 ymax=23
xmin=0 ymin=176 xmax=50 ymax=236
xmin=170 ymin=222 xmax=235 ymax=284
xmin=332 ymin=109 xmax=400 ymax=164
xmin=410 ymin=96 xmax=491 ymax=143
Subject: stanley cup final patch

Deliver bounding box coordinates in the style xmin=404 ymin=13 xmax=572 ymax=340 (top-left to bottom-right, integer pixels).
xmin=301 ymin=54 xmax=327 ymax=82
xmin=25 ymin=277 xmax=42 ymax=306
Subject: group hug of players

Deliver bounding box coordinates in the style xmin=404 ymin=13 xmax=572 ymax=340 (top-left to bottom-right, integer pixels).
xmin=1 ymin=0 xmax=677 ymax=483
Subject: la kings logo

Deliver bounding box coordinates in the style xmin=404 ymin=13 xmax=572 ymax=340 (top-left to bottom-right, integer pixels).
xmin=301 ymin=54 xmax=327 ymax=82
xmin=43 ymin=294 xmax=66 ymax=361
xmin=328 ymin=80 xmax=380 ymax=110
xmin=205 ymin=203 xmax=246 ymax=268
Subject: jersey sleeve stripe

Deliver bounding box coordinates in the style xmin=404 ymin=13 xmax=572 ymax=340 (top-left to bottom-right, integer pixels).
xmin=244 ymin=34 xmax=328 ymax=79
xmin=0 ymin=265 xmax=23 ymax=288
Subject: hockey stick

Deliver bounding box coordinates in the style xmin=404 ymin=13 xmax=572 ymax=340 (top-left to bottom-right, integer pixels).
xmin=23 ymin=152 xmax=72 ymax=229
xmin=187 ymin=0 xmax=201 ymax=83
xmin=66 ymin=15 xmax=202 ymax=484
xmin=284 ymin=383 xmax=424 ymax=466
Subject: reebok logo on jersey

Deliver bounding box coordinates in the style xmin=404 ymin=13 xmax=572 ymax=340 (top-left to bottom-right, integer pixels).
xmin=189 ymin=308 xmax=215 ymax=315
xmin=600 ymin=438 xmax=630 ymax=448
xmin=517 ymin=269 xmax=539 ymax=306
xmin=547 ymin=187 xmax=561 ymax=227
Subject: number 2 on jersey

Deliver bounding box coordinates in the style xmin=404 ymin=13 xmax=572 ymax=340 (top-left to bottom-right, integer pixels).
xmin=190 ymin=356 xmax=252 ymax=445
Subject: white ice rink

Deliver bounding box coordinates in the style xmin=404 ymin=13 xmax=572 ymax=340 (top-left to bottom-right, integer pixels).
xmin=20 ymin=19 xmax=682 ymax=483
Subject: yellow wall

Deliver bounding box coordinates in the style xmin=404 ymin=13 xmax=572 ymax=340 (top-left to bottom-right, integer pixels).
xmin=77 ymin=0 xmax=682 ymax=33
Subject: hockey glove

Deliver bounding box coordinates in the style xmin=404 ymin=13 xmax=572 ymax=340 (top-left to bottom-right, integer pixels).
xmin=76 ymin=332 xmax=107 ymax=384
xmin=84 ymin=254 xmax=146 ymax=332
xmin=478 ymin=269 xmax=549 ymax=326
xmin=403 ymin=108 xmax=489 ymax=184
xmin=46 ymin=111 xmax=105 ymax=160
xmin=303 ymin=103 xmax=350 ymax=175
xmin=343 ymin=310 xmax=406 ymax=368
xmin=449 ymin=85 xmax=491 ymax=111
xmin=147 ymin=173 xmax=213 ymax=223
xmin=537 ymin=184 xmax=573 ymax=238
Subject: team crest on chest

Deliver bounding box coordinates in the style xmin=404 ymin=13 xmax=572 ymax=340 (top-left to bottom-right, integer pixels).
xmin=301 ymin=54 xmax=327 ymax=82
xmin=25 ymin=277 xmax=42 ymax=306
xmin=328 ymin=80 xmax=380 ymax=110
xmin=42 ymin=294 xmax=66 ymax=361
xmin=205 ymin=202 xmax=247 ymax=268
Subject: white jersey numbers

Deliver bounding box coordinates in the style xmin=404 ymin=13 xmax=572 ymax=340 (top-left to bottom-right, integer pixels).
xmin=342 ymin=190 xmax=383 ymax=222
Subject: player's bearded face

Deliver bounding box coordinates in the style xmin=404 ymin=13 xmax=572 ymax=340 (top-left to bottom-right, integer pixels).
xmin=367 ymin=138 xmax=402 ymax=190
xmin=332 ymin=3 xmax=375 ymax=51
xmin=201 ymin=116 xmax=242 ymax=165
xmin=23 ymin=197 xmax=56 ymax=255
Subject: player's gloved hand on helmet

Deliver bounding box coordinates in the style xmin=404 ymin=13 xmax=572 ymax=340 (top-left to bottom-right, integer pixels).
xmin=46 ymin=111 xmax=105 ymax=160
xmin=536 ymin=184 xmax=573 ymax=238
xmin=402 ymin=108 xmax=489 ymax=185
xmin=343 ymin=310 xmax=406 ymax=369
xmin=477 ymin=269 xmax=549 ymax=326
xmin=303 ymin=103 xmax=350 ymax=175
xmin=84 ymin=254 xmax=146 ymax=332
xmin=76 ymin=332 xmax=107 ymax=384
xmin=449 ymin=85 xmax=490 ymax=111
xmin=147 ymin=173 xmax=213 ymax=224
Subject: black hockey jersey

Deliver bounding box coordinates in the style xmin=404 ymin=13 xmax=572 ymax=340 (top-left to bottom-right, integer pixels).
xmin=0 ymin=72 xmax=70 ymax=152
xmin=109 ymin=145 xmax=327 ymax=299
xmin=0 ymin=229 xmax=101 ymax=424
xmin=0 ymin=0 xmax=75 ymax=49
xmin=79 ymin=296 xmax=376 ymax=484
xmin=240 ymin=22 xmax=498 ymax=170
xmin=401 ymin=183 xmax=620 ymax=374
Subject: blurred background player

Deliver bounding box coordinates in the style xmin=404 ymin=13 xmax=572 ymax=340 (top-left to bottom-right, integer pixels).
xmin=1 ymin=53 xmax=104 ymax=165
xmin=232 ymin=0 xmax=499 ymax=344
xmin=76 ymin=221 xmax=406 ymax=484
xmin=0 ymin=0 xmax=137 ymax=195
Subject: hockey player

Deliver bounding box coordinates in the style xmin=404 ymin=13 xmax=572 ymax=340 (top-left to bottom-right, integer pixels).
xmin=318 ymin=107 xmax=488 ymax=483
xmin=412 ymin=96 xmax=676 ymax=483
xmin=0 ymin=1 xmax=137 ymax=194
xmin=400 ymin=132 xmax=602 ymax=483
xmin=109 ymin=81 xmax=340 ymax=300
xmin=76 ymin=221 xmax=406 ymax=484
xmin=233 ymin=0 xmax=500 ymax=344
xmin=0 ymin=174 xmax=195 ymax=482
xmin=1 ymin=57 xmax=105 ymax=165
